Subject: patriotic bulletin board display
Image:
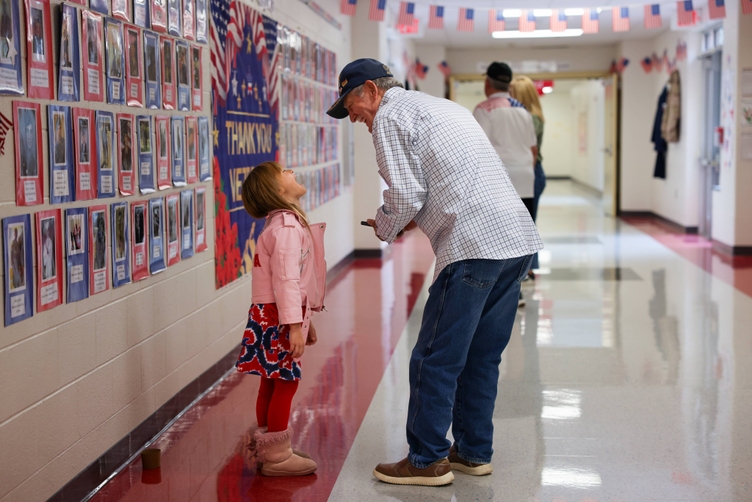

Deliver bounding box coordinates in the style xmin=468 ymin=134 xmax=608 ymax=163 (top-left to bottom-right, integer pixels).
xmin=2 ymin=0 xmax=211 ymax=327
xmin=211 ymin=0 xmax=341 ymax=288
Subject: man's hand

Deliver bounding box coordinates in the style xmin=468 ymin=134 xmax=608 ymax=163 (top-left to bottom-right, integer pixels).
xmin=367 ymin=219 xmax=417 ymax=241
xmin=366 ymin=219 xmax=385 ymax=241
xmin=289 ymin=324 xmax=305 ymax=358
xmin=306 ymin=321 xmax=318 ymax=346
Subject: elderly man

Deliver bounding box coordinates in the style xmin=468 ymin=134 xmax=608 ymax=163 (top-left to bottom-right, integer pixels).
xmin=327 ymin=58 xmax=542 ymax=486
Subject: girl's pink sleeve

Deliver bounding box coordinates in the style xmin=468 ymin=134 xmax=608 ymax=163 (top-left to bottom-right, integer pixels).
xmin=268 ymin=225 xmax=304 ymax=325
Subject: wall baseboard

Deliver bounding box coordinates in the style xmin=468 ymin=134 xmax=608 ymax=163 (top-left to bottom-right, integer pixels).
xmin=712 ymin=239 xmax=752 ymax=256
xmin=546 ymin=175 xmax=572 ymax=180
xmin=50 ymin=251 xmax=359 ymax=502
xmin=353 ymin=248 xmax=384 ymax=258
xmin=619 ymin=210 xmax=699 ymax=235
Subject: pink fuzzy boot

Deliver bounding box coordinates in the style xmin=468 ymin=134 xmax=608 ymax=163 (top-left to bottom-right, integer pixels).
xmin=254 ymin=428 xmax=317 ymax=477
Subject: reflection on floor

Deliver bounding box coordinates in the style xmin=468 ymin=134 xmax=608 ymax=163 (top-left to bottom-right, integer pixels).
xmin=93 ymin=180 xmax=752 ymax=501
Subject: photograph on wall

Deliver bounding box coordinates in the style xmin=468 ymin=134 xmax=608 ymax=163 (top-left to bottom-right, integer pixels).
xmin=81 ymin=10 xmax=104 ymax=102
xmin=194 ymin=186 xmax=206 ymax=252
xmin=131 ymin=201 xmax=149 ymax=281
xmin=185 ymin=116 xmax=197 ymax=183
xmin=105 ymin=17 xmax=125 ymax=104
xmin=65 ymin=207 xmax=88 ymax=302
xmin=0 ymin=0 xmax=23 ymax=95
xmin=35 ymin=209 xmax=63 ymax=311
xmin=89 ymin=205 xmax=109 ymax=294
xmin=165 ymin=193 xmax=180 ymax=266
xmin=112 ymin=0 xmax=131 ymax=22
xmin=133 ymin=0 xmax=150 ymax=28
xmin=155 ymin=116 xmax=171 ymax=189
xmin=171 ymin=116 xmax=185 ymax=185
xmin=48 ymin=105 xmax=74 ymax=204
xmin=143 ymin=30 xmax=161 ymax=109
xmin=96 ymin=110 xmax=116 ymax=198
xmin=182 ymin=0 xmax=194 ymax=40
xmin=148 ymin=197 xmax=165 ymax=273
xmin=137 ymin=115 xmax=155 ymax=193
xmin=180 ymin=189 xmax=193 ymax=259
xmin=117 ymin=114 xmax=135 ymax=195
xmin=191 ymin=45 xmax=202 ymax=110
xmin=24 ymin=0 xmax=53 ymax=99
xmin=89 ymin=0 xmax=109 ymax=15
xmin=198 ymin=116 xmax=210 ymax=181
xmin=168 ymin=0 xmax=180 ymax=36
xmin=176 ymin=40 xmax=190 ymax=110
xmin=160 ymin=36 xmax=175 ymax=109
xmin=111 ymin=202 xmax=130 ymax=287
xmin=3 ymin=215 xmax=33 ymax=326
xmin=151 ymin=0 xmax=167 ymax=32
xmin=195 ymin=0 xmax=206 ymax=43
xmin=73 ymin=107 xmax=97 ymax=200
xmin=13 ymin=101 xmax=43 ymax=206
xmin=124 ymin=26 xmax=143 ymax=107
xmin=58 ymin=3 xmax=80 ymax=101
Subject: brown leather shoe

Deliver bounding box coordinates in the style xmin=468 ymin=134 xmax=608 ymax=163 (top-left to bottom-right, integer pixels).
xmin=373 ymin=457 xmax=454 ymax=486
xmin=448 ymin=446 xmax=493 ymax=475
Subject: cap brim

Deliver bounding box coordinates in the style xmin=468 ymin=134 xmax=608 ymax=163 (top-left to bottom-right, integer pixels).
xmin=326 ymin=90 xmax=351 ymax=119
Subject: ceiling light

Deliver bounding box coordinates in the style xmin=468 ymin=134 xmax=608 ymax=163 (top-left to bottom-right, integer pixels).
xmin=564 ymin=8 xmax=584 ymax=16
xmin=492 ymin=29 xmax=584 ymax=39
xmin=596 ymin=7 xmax=603 ymax=13
xmin=533 ymin=9 xmax=552 ymax=17
xmin=502 ymin=9 xmax=521 ymax=18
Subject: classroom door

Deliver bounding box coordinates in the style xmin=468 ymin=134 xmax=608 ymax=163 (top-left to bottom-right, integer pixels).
xmin=602 ymin=73 xmax=619 ymax=217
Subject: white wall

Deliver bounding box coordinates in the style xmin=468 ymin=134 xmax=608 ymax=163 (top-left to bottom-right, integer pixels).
xmin=570 ymin=81 xmax=606 ymax=191
xmin=0 ymin=0 xmax=354 ymax=500
xmin=539 ymin=86 xmax=575 ymax=178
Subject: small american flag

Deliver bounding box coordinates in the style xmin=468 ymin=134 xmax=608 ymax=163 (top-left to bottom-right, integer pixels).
xmin=612 ymin=7 xmax=630 ymax=32
xmin=743 ymin=0 xmax=752 ymax=15
xmin=437 ymin=60 xmax=451 ymax=78
xmin=428 ymin=5 xmax=444 ymax=29
xmin=457 ymin=8 xmax=474 ymax=31
xmin=644 ymin=5 xmax=662 ymax=28
xmin=550 ymin=10 xmax=567 ymax=32
xmin=519 ymin=10 xmax=535 ymax=32
xmin=488 ymin=9 xmax=505 ymax=33
xmin=397 ymin=2 xmax=415 ymax=27
xmin=582 ymin=9 xmax=599 ymax=33
xmin=677 ymin=1 xmax=696 ymax=26
xmin=414 ymin=59 xmax=428 ymax=79
xmin=708 ymin=0 xmax=726 ymax=19
xmin=340 ymin=0 xmax=357 ymax=16
xmin=369 ymin=0 xmax=386 ymax=21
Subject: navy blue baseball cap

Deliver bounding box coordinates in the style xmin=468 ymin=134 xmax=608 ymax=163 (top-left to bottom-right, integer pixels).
xmin=327 ymin=58 xmax=394 ymax=119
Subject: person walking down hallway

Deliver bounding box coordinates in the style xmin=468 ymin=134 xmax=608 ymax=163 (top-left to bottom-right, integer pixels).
xmin=510 ymin=75 xmax=547 ymax=277
xmin=327 ymin=58 xmax=542 ymax=486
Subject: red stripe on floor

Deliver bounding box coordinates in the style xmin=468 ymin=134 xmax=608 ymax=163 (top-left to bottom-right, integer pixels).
xmin=90 ymin=232 xmax=434 ymax=502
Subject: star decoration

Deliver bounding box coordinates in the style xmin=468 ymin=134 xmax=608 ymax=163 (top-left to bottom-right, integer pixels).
xmin=5 ymin=37 xmax=17 ymax=62
xmin=212 ymin=126 xmax=219 ymax=147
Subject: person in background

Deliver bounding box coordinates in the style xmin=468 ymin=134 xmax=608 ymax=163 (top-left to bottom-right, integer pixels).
xmin=510 ymin=75 xmax=547 ymax=279
xmin=473 ymin=62 xmax=537 ymax=305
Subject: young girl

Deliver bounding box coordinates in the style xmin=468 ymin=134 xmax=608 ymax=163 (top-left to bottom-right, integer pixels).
xmin=236 ymin=161 xmax=326 ymax=477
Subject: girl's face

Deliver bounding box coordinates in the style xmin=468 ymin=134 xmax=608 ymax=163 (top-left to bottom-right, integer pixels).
xmin=277 ymin=169 xmax=306 ymax=202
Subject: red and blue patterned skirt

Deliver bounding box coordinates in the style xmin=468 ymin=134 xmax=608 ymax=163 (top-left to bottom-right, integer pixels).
xmin=236 ymin=303 xmax=302 ymax=381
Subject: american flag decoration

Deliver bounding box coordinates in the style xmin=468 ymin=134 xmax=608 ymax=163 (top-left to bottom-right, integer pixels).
xmin=676 ymin=39 xmax=688 ymax=60
xmin=519 ymin=10 xmax=536 ymax=32
xmin=341 ymin=0 xmax=357 ymax=16
xmin=743 ymin=0 xmax=752 ymax=15
xmin=582 ymin=9 xmax=599 ymax=33
xmin=550 ymin=10 xmax=567 ymax=32
xmin=0 ymin=112 xmax=11 ymax=155
xmin=612 ymin=7 xmax=630 ymax=32
xmin=438 ymin=60 xmax=451 ymax=78
xmin=707 ymin=0 xmax=726 ymax=19
xmin=414 ymin=58 xmax=428 ymax=79
xmin=369 ymin=0 xmax=386 ymax=21
xmin=652 ymin=52 xmax=663 ymax=71
xmin=458 ymin=8 xmax=474 ymax=31
xmin=641 ymin=57 xmax=653 ymax=73
xmin=398 ymin=2 xmax=415 ymax=27
xmin=211 ymin=0 xmax=258 ymax=106
xmin=644 ymin=4 xmax=662 ymax=28
xmin=429 ymin=5 xmax=444 ymax=29
xmin=488 ymin=9 xmax=505 ymax=33
xmin=677 ymin=1 xmax=697 ymax=26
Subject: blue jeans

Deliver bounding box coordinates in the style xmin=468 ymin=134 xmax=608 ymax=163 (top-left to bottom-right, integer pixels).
xmin=406 ymin=255 xmax=533 ymax=468
xmin=531 ymin=162 xmax=546 ymax=270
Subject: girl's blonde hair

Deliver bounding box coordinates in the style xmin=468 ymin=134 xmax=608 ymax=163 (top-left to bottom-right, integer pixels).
xmin=241 ymin=161 xmax=309 ymax=228
xmin=510 ymin=76 xmax=545 ymax=123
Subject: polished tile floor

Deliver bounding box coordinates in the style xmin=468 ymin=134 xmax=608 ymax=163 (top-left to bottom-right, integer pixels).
xmin=92 ymin=181 xmax=752 ymax=501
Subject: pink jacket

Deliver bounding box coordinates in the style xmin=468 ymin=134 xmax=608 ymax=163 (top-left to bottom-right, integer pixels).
xmin=251 ymin=210 xmax=326 ymax=336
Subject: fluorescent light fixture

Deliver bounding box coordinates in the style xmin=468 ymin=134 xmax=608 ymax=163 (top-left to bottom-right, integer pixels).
xmin=564 ymin=8 xmax=584 ymax=16
xmin=492 ymin=29 xmax=584 ymax=39
xmin=596 ymin=7 xmax=603 ymax=13
xmin=542 ymin=86 xmax=553 ymax=94
xmin=502 ymin=9 xmax=521 ymax=17
xmin=533 ymin=9 xmax=552 ymax=16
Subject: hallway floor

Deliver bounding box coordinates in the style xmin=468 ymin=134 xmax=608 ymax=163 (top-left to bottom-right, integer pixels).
xmin=91 ymin=180 xmax=752 ymax=501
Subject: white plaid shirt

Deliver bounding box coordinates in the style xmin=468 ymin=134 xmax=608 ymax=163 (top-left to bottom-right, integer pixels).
xmin=372 ymin=87 xmax=543 ymax=280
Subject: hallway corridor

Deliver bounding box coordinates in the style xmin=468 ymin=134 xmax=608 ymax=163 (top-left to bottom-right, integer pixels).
xmin=92 ymin=181 xmax=752 ymax=502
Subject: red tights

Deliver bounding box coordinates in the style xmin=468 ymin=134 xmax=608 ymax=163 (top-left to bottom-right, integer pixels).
xmin=256 ymin=378 xmax=299 ymax=432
